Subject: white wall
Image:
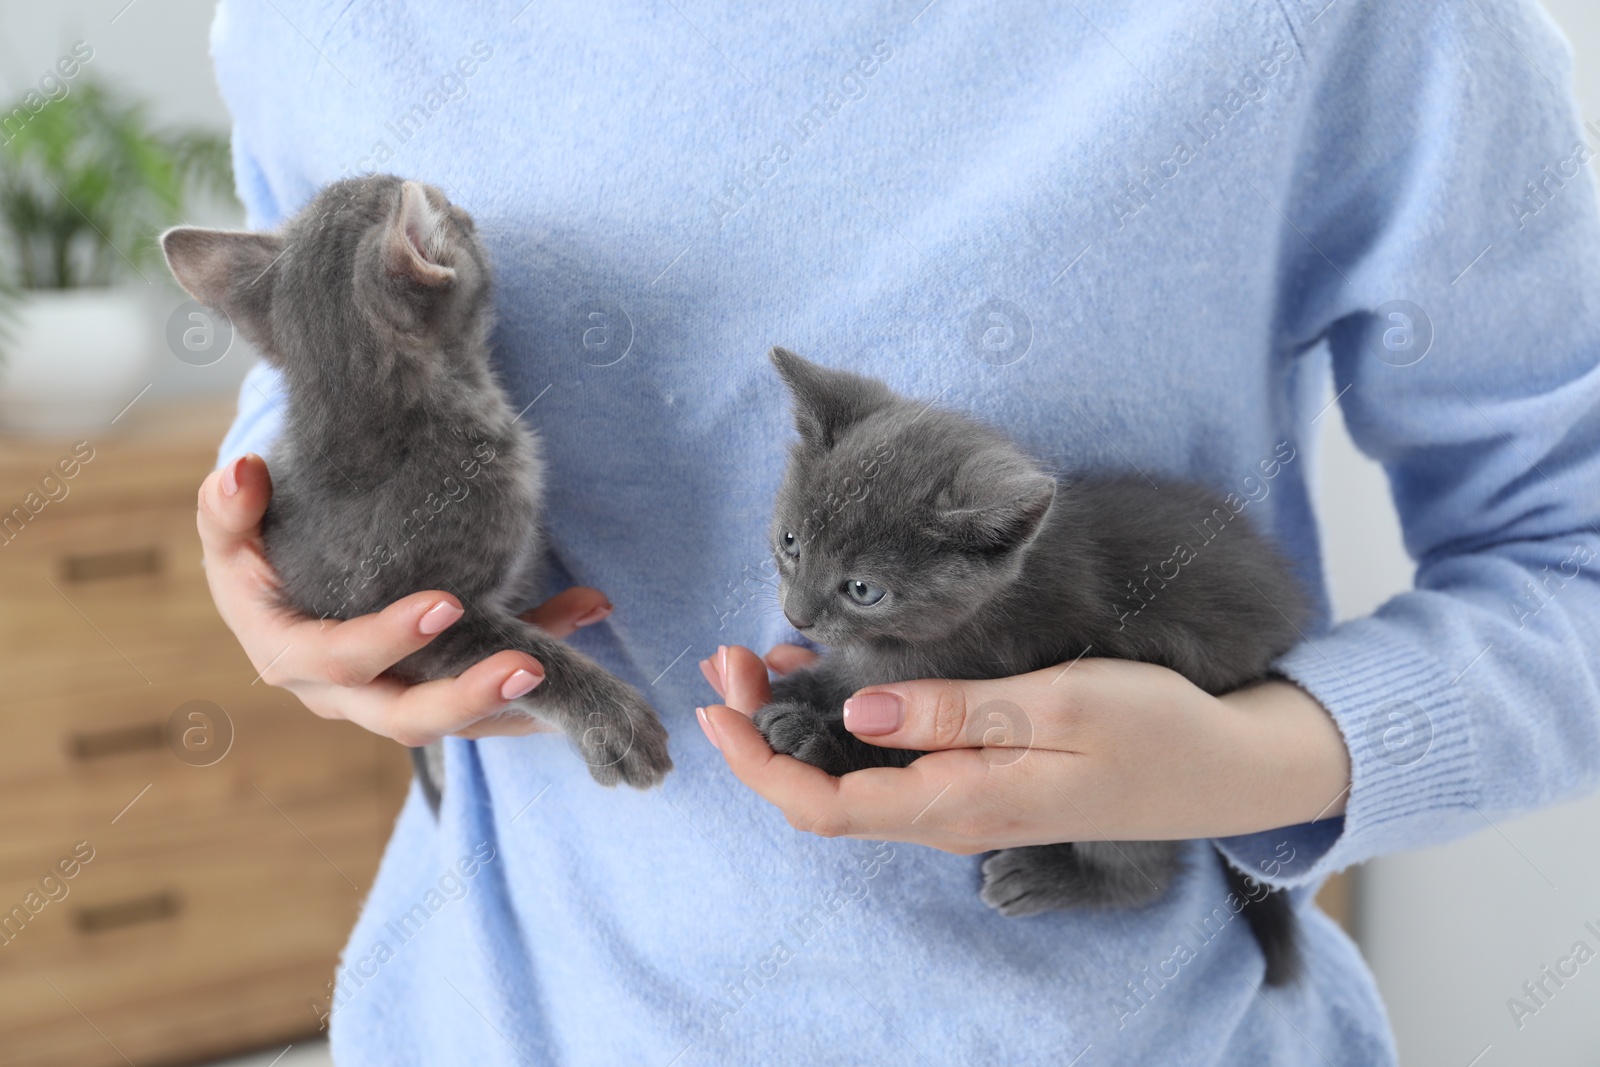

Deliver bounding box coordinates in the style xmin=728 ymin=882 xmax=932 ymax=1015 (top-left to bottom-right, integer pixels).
xmin=3 ymin=1 xmax=1599 ymax=1062
xmin=0 ymin=0 xmax=229 ymax=126
xmin=0 ymin=0 xmax=249 ymax=398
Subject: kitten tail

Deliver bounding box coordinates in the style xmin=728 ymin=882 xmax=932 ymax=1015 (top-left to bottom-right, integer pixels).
xmin=1219 ymin=854 xmax=1302 ymax=987
xmin=411 ymin=745 xmax=445 ymax=815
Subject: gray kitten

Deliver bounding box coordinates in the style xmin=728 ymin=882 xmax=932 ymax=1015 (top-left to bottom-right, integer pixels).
xmin=161 ymin=176 xmax=672 ymax=809
xmin=755 ymin=348 xmax=1306 ymax=985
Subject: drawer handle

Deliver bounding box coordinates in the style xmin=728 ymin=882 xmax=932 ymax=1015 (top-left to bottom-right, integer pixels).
xmin=68 ymin=723 xmax=166 ymax=760
xmin=74 ymin=892 xmax=181 ymax=934
xmin=60 ymin=546 xmax=164 ymax=582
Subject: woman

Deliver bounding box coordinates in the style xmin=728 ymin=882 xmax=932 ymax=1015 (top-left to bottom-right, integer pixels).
xmin=202 ymin=0 xmax=1600 ymax=1062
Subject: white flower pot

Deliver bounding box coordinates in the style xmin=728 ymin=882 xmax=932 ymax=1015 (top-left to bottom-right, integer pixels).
xmin=0 ymin=288 xmax=153 ymax=435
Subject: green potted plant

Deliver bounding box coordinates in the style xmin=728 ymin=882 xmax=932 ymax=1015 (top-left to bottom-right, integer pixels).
xmin=0 ymin=79 xmax=233 ymax=433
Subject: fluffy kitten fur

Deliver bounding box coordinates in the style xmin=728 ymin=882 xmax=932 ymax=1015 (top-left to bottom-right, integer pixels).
xmin=756 ymin=347 xmax=1306 ymax=985
xmin=161 ymin=176 xmax=672 ymax=809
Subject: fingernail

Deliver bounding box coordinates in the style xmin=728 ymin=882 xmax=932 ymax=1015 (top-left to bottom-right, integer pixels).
xmin=418 ymin=600 xmax=463 ymax=635
xmin=572 ymin=603 xmax=613 ymax=628
xmin=221 ymin=456 xmax=244 ymax=497
xmin=501 ymin=668 xmax=542 ymax=700
xmin=697 ymin=707 xmax=721 ymax=750
xmin=843 ymin=692 xmax=903 ymax=735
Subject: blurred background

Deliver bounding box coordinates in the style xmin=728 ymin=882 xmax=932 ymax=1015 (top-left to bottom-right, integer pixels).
xmin=0 ymin=2 xmax=1597 ymax=1065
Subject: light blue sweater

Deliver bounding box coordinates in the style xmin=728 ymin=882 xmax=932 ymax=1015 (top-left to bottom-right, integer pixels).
xmin=210 ymin=1 xmax=1600 ymax=1063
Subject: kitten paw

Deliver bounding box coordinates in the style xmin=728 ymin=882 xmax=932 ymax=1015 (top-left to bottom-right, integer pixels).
xmin=980 ymin=846 xmax=1094 ymax=917
xmin=753 ymin=702 xmax=850 ymax=776
xmin=981 ymin=843 xmax=1175 ymax=916
xmin=573 ymin=682 xmax=674 ymax=790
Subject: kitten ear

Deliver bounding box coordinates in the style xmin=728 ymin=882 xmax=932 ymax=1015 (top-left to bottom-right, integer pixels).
xmin=383 ymin=181 xmax=456 ymax=288
xmin=770 ymin=346 xmax=895 ymax=448
xmin=161 ymin=227 xmax=282 ymax=340
xmin=937 ymin=470 xmax=1056 ymax=553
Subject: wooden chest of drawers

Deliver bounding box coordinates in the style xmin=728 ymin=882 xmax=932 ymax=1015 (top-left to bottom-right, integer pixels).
xmin=0 ymin=401 xmax=410 ymax=1067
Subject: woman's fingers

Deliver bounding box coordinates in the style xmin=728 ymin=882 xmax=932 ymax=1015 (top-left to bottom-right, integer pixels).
xmin=520 ymin=586 xmax=612 ymax=638
xmin=277 ymin=591 xmax=464 ymax=687
xmin=697 ymin=645 xmax=771 ymax=747
xmin=763 ymin=643 xmax=819 ymax=676
xmin=382 ymin=649 xmax=548 ymax=745
xmin=702 ymin=703 xmax=846 ymax=819
xmin=836 ymin=677 xmax=1019 ymax=751
xmin=196 ymin=455 xmax=285 ymax=632
xmin=282 ymin=615 xmax=558 ymax=743
xmin=697 ymin=644 xmax=771 ymax=711
xmin=698 ymin=643 xmax=818 ymax=706
xmin=197 ymin=454 xmax=271 ymax=559
xmin=841 ymin=665 xmax=1105 ymax=752
xmin=698 ymin=655 xmax=725 ymax=699
xmin=197 ymin=455 xmax=349 ymax=685
xmin=719 ymin=645 xmax=771 ymax=714
xmin=702 ymin=705 xmax=992 ymax=847
xmin=323 ymin=585 xmax=608 ymax=701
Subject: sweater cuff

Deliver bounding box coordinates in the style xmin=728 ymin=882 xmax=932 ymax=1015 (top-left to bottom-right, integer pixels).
xmin=1214 ymin=618 xmax=1480 ymax=888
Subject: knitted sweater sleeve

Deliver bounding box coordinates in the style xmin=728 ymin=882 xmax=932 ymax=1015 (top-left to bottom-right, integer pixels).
xmin=1217 ymin=0 xmax=1600 ymax=887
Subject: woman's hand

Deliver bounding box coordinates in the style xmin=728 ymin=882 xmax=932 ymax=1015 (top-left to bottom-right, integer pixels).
xmin=199 ymin=454 xmax=614 ymax=747
xmin=697 ymin=645 xmax=1350 ymax=855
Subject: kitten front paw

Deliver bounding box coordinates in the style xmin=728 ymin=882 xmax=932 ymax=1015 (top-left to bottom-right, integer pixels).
xmin=753 ymin=702 xmax=850 ymax=776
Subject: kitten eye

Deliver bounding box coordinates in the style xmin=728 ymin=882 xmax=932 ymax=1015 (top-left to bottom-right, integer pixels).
xmin=843 ymin=579 xmax=886 ymax=606
xmin=780 ymin=530 xmax=800 ymax=557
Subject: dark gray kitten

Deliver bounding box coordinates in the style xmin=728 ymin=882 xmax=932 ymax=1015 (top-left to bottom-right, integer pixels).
xmin=755 ymin=348 xmax=1306 ymax=985
xmin=161 ymin=176 xmax=672 ymax=809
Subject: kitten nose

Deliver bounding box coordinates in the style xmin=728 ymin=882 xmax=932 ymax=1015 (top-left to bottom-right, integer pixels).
xmin=783 ymin=609 xmax=813 ymax=631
